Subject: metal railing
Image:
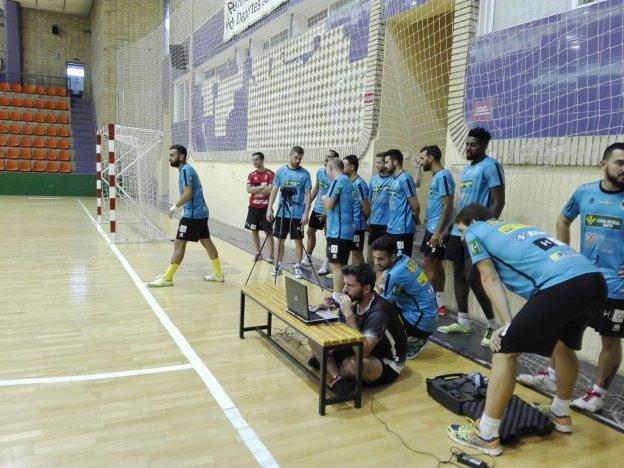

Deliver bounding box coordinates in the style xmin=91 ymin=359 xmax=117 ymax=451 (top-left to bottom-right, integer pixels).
xmin=0 ymin=72 xmax=69 ymax=89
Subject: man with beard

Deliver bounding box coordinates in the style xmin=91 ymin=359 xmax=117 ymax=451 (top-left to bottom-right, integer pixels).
xmin=307 ymin=263 xmax=407 ymax=396
xmin=418 ymin=145 xmax=455 ymax=315
xmin=518 ymin=142 xmax=624 ymax=413
xmin=438 ymin=127 xmax=505 ymax=347
xmin=343 ymin=154 xmax=371 ymax=266
xmin=367 ymin=152 xmax=392 ymax=251
xmin=148 ymin=144 xmax=223 ymax=286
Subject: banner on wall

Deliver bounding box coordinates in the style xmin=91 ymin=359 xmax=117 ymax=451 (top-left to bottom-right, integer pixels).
xmin=223 ymin=0 xmax=287 ymax=42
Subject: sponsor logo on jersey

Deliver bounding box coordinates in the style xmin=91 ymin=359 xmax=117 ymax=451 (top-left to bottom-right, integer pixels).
xmin=498 ymin=223 xmax=528 ymax=234
xmin=459 ymin=180 xmax=473 ymax=190
xmin=392 ymin=284 xmax=402 ymax=296
xmin=585 ymin=214 xmax=622 ymax=230
xmin=468 ymin=239 xmax=483 ymax=255
xmin=417 ymin=270 xmax=428 ymax=286
xmin=516 ymin=230 xmax=544 ymax=241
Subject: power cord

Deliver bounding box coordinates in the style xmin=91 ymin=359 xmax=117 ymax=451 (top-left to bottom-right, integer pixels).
xmin=272 ymin=327 xmax=308 ymax=349
xmin=370 ymin=393 xmax=496 ymax=468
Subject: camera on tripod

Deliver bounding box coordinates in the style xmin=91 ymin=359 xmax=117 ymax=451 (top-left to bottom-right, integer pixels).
xmin=280 ymin=186 xmax=297 ymax=199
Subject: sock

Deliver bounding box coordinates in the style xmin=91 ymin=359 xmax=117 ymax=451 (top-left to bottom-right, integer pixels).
xmin=163 ymin=263 xmax=179 ymax=281
xmin=211 ymin=258 xmax=222 ymax=277
xmin=547 ymin=367 xmax=557 ymax=382
xmin=332 ymin=292 xmax=341 ymax=302
xmin=295 ymin=263 xmax=301 ymax=268
xmin=478 ymin=414 xmax=501 ymax=439
xmin=457 ymin=312 xmax=471 ymax=327
xmin=593 ymin=384 xmax=608 ymax=396
xmin=550 ymin=397 xmax=571 ymax=416
xmin=486 ymin=318 xmax=498 ymax=330
xmin=435 ymin=292 xmax=445 ymax=308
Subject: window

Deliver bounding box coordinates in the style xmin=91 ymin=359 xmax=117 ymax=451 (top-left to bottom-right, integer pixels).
xmin=202 ymin=60 xmax=232 ymax=81
xmin=173 ymin=81 xmax=189 ymax=122
xmin=307 ymin=9 xmax=328 ymax=29
xmin=329 ymin=0 xmax=356 ymax=15
xmin=270 ymin=29 xmax=289 ymax=48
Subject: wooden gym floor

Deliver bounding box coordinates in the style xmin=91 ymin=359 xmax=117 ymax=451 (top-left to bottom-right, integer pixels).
xmin=0 ymin=196 xmax=622 ymax=467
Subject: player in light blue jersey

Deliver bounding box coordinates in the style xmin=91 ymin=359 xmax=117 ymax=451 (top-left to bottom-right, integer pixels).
xmin=418 ymin=145 xmax=455 ymax=316
xmin=384 ymin=149 xmax=420 ymax=257
xmin=267 ymin=146 xmax=312 ymax=278
xmin=344 ymin=154 xmax=371 ymax=266
xmin=519 ymin=142 xmax=624 ymax=414
xmin=303 ymin=150 xmax=339 ymax=274
xmin=367 ymin=152 xmax=392 ymax=250
xmin=447 ymin=203 xmax=606 ymax=457
xmin=439 ymin=127 xmax=505 ymax=347
xmin=148 ymin=144 xmax=223 ymax=287
xmin=371 ymin=236 xmax=437 ymax=360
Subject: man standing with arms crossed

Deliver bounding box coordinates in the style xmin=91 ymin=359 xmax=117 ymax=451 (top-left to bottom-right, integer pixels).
xmin=245 ymin=151 xmax=274 ymax=263
xmin=418 ymin=145 xmax=455 ymax=315
xmin=343 ymin=154 xmax=371 ymax=266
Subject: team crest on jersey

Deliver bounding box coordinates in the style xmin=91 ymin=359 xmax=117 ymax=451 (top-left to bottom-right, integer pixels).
xmin=406 ymin=257 xmax=417 ymax=273
xmin=468 ymin=240 xmax=482 ymax=255
xmin=585 ymin=214 xmax=622 ymax=230
xmin=392 ymin=284 xmax=402 ymax=296
xmin=417 ymin=271 xmax=428 ymax=285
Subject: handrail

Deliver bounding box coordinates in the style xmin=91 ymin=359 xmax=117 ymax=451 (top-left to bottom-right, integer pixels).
xmin=0 ymin=72 xmax=69 ymax=88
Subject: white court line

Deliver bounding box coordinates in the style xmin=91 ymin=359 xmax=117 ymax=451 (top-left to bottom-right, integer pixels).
xmin=76 ymin=199 xmax=278 ymax=468
xmin=0 ymin=364 xmax=192 ymax=386
xmin=28 ymin=197 xmax=62 ymax=200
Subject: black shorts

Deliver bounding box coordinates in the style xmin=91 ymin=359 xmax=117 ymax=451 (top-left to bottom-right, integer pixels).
xmin=403 ymin=321 xmax=434 ymax=340
xmin=420 ymin=229 xmax=446 ymax=260
xmin=386 ymin=233 xmax=415 ymax=257
xmin=498 ymin=272 xmax=607 ymax=356
xmin=273 ymin=217 xmax=304 ymax=240
xmin=176 ymin=217 xmax=210 ymax=242
xmin=590 ymin=298 xmax=624 ymax=338
xmin=367 ymin=224 xmax=387 ymax=245
xmin=326 ymin=237 xmax=353 ymax=264
xmin=244 ymin=206 xmax=272 ymax=232
xmin=444 ymin=234 xmax=465 ymax=263
xmin=333 ymin=348 xmax=400 ymax=386
xmin=308 ymin=210 xmax=326 ymax=230
xmin=352 ymin=230 xmax=366 ymax=251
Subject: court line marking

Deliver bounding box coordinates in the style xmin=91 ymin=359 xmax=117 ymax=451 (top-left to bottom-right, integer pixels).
xmin=28 ymin=197 xmax=62 ymax=200
xmin=76 ymin=199 xmax=278 ymax=468
xmin=0 ymin=364 xmax=193 ymax=386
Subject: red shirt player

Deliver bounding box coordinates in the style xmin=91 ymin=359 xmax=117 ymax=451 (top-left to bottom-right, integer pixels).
xmin=246 ymin=152 xmax=275 ymax=262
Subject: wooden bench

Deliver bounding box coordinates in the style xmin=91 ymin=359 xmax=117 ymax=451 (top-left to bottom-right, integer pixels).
xmin=240 ymin=284 xmax=364 ymax=415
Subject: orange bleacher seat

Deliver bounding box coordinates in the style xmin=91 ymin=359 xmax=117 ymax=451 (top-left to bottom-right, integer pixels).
xmin=46 ymin=138 xmax=58 ymax=149
xmin=46 ymin=127 xmax=58 ymax=137
xmin=11 ymin=97 xmax=23 ymax=107
xmin=59 ymin=139 xmax=70 ymax=149
xmin=35 ymin=85 xmax=46 ymax=95
xmin=8 ymin=136 xmax=20 ymax=146
xmin=20 ymin=148 xmax=32 ymax=159
xmin=56 ymin=101 xmax=69 ymax=111
xmin=0 ymin=136 xmax=6 ymax=146
xmin=45 ymin=100 xmax=56 ymax=110
xmin=34 ymin=99 xmax=45 ymax=109
xmin=46 ymin=87 xmax=56 ymax=96
xmin=0 ymin=123 xmax=8 ymax=133
xmin=58 ymin=115 xmax=69 ymax=124
xmin=22 ymin=112 xmax=33 ymax=122
xmin=6 ymin=148 xmax=19 ymax=159
xmin=60 ymin=162 xmax=72 ymax=173
xmin=46 ymin=114 xmax=58 ymax=124
xmin=56 ymin=87 xmax=68 ymax=97
xmin=33 ymin=149 xmax=45 ymax=160
xmin=11 ymin=83 xmax=23 ymax=93
xmin=22 ymin=98 xmax=34 ymax=108
xmin=59 ymin=150 xmax=71 ymax=161
xmin=22 ymin=124 xmax=33 ymax=135
xmin=59 ymin=127 xmax=70 ymax=137
xmin=0 ymin=159 xmax=5 ymax=171
xmin=0 ymin=83 xmax=11 ymax=92
xmin=47 ymin=161 xmax=59 ymax=173
xmin=10 ymin=123 xmax=20 ymax=134
xmin=10 ymin=111 xmax=21 ymax=121
xmin=19 ymin=160 xmax=31 ymax=172
xmin=20 ymin=136 xmax=32 ymax=147
xmin=0 ymin=147 xmax=5 ymax=157
xmin=0 ymin=110 xmax=9 ymax=120
xmin=34 ymin=113 xmax=46 ymax=123
xmin=23 ymin=84 xmax=36 ymax=94
xmin=32 ymin=160 xmax=45 ymax=172
xmin=34 ymin=126 xmax=45 ymax=136
xmin=0 ymin=96 xmax=10 ymax=106
xmin=45 ymin=149 xmax=58 ymax=161
xmin=34 ymin=137 xmax=45 ymax=148
xmin=6 ymin=159 xmax=18 ymax=171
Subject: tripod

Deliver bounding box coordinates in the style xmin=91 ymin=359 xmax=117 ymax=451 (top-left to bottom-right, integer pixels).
xmin=245 ymin=193 xmax=325 ymax=291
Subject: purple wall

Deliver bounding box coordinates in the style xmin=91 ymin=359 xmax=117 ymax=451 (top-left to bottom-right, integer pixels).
xmin=464 ymin=0 xmax=624 ymax=139
xmin=3 ymin=0 xmax=22 ymax=82
xmin=383 ymin=0 xmax=429 ymax=19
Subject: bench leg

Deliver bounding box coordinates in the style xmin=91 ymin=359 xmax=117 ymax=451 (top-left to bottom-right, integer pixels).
xmin=239 ymin=292 xmax=246 ymax=339
xmin=354 ymin=342 xmax=363 ymax=409
xmin=319 ymin=347 xmax=328 ymax=416
xmin=267 ymin=311 xmax=272 ymax=336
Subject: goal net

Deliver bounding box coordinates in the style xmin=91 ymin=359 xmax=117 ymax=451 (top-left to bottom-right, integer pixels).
xmin=97 ymin=124 xmax=170 ymax=244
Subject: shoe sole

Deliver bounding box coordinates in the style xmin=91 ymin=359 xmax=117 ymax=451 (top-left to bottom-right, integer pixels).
xmin=447 ymin=431 xmax=502 ymax=457
xmin=571 ymin=401 xmax=603 ymax=414
xmin=517 ymin=378 xmax=556 ymax=394
xmin=147 ymin=283 xmax=173 ymax=287
xmin=437 ymin=328 xmax=472 ymax=335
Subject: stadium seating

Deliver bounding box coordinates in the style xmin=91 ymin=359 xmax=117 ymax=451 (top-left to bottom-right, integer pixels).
xmin=46 ymin=161 xmax=59 ymax=172
xmin=19 ymin=159 xmax=31 ymax=172
xmin=32 ymin=160 xmax=45 ymax=172
xmin=5 ymin=159 xmax=18 ymax=171
xmin=0 ymin=158 xmax=4 ymax=171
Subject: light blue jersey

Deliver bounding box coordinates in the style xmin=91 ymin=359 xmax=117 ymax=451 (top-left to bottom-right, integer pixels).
xmin=425 ymin=168 xmax=455 ymax=233
xmin=313 ymin=167 xmax=332 ymax=214
xmin=369 ymin=174 xmax=392 ymax=226
xmin=351 ymin=175 xmax=370 ymax=231
xmin=561 ymin=180 xmax=624 ymax=299
xmin=325 ymin=174 xmax=355 ymax=241
xmin=383 ymin=254 xmax=437 ymax=332
xmin=464 ymin=220 xmax=600 ymax=299
xmin=178 ymin=164 xmax=209 ymax=219
xmin=451 ymin=156 xmax=504 ymax=236
xmin=387 ymin=171 xmax=418 ymax=235
xmin=274 ymin=165 xmax=312 ymax=219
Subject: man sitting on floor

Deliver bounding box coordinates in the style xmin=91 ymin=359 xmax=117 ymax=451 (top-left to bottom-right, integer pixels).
xmin=308 ymin=264 xmax=407 ymax=396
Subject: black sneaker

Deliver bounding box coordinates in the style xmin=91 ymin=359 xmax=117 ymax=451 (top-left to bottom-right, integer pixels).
xmin=329 ymin=374 xmax=353 ymax=397
xmin=306 ymin=355 xmax=320 ymax=370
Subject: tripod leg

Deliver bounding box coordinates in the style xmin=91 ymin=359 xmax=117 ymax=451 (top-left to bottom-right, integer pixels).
xmin=244 ymin=226 xmax=272 ymax=285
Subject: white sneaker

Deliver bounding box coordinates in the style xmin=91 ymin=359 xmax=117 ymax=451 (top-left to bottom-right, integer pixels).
xmin=270 ymin=265 xmax=283 ymax=276
xmin=318 ymin=259 xmax=330 ymax=275
xmin=301 ymin=256 xmax=312 ymax=267
xmin=294 ymin=265 xmax=304 ymax=279
xmin=572 ymin=389 xmax=606 ymax=413
xmin=203 ymin=274 xmax=224 ymax=283
xmin=517 ymin=370 xmax=557 ymax=394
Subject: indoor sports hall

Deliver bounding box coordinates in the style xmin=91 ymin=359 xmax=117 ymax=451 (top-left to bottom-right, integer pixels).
xmin=1 ymin=0 xmax=624 ymax=466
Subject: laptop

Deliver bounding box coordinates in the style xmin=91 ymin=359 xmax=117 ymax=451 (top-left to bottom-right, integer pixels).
xmin=285 ymin=277 xmax=339 ymax=324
